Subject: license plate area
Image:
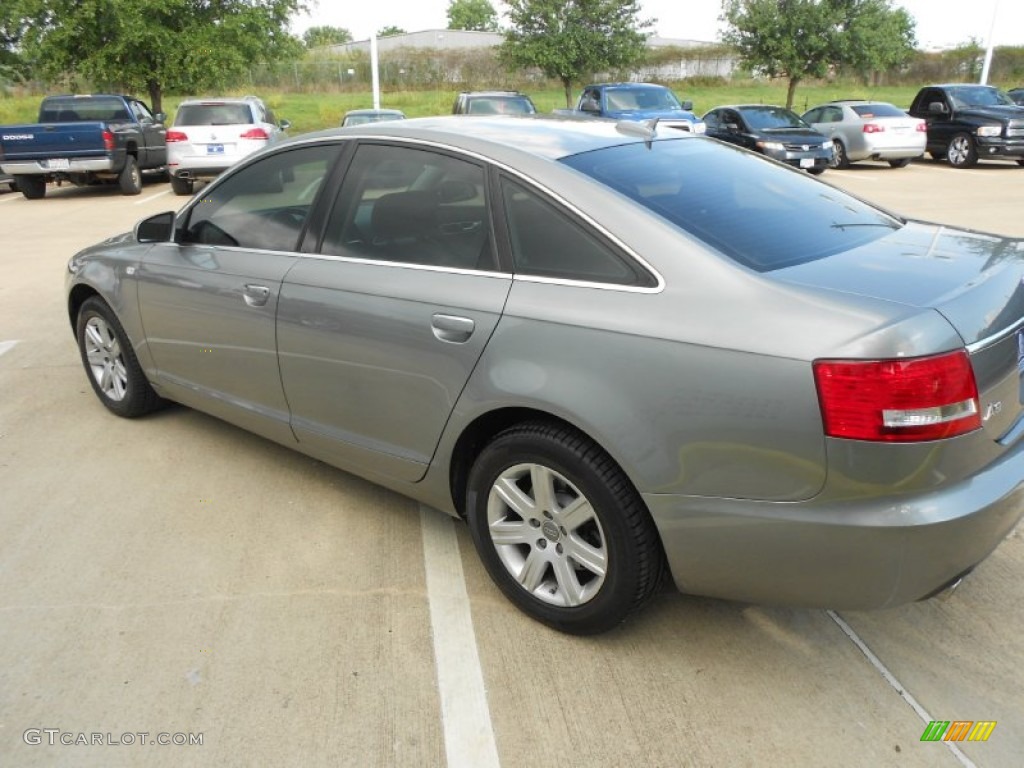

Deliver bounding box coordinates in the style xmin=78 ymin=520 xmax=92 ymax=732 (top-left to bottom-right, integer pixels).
xmin=206 ymin=144 xmax=225 ymax=155
xmin=47 ymin=158 xmax=70 ymax=170
xmin=799 ymin=158 xmax=814 ymax=168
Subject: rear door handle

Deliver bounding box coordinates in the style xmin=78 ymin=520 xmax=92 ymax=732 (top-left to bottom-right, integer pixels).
xmin=431 ymin=313 xmax=475 ymax=343
xmin=242 ymin=284 xmax=270 ymax=307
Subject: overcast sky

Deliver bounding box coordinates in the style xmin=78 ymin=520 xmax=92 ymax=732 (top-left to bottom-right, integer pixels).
xmin=292 ymin=1 xmax=1022 ymax=51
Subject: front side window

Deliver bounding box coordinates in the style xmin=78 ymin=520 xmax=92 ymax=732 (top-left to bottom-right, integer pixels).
xmin=320 ymin=143 xmax=495 ymax=271
xmin=561 ymin=138 xmax=901 ymax=272
xmin=181 ymin=144 xmax=339 ymax=251
xmin=499 ymin=177 xmax=653 ymax=287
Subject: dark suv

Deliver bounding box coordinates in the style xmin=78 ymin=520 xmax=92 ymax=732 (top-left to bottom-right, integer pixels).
xmin=452 ymin=91 xmax=537 ymax=116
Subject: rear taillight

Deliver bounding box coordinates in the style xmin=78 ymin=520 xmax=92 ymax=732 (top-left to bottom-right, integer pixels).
xmin=165 ymin=130 xmax=188 ymax=142
xmin=102 ymin=130 xmax=115 ymax=151
xmin=862 ymin=123 xmax=885 ymax=133
xmin=239 ymin=128 xmax=269 ymax=140
xmin=813 ymin=350 xmax=981 ymax=442
xmin=915 ymin=121 xmax=928 ymax=132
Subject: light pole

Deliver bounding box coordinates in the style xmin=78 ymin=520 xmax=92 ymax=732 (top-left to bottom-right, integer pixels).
xmin=979 ymin=0 xmax=1000 ymax=84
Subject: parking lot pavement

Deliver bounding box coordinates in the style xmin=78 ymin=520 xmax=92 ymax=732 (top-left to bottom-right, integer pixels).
xmin=1 ymin=167 xmax=1022 ymax=767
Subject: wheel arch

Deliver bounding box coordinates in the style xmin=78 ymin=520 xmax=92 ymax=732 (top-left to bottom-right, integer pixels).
xmin=67 ymin=283 xmax=101 ymax=333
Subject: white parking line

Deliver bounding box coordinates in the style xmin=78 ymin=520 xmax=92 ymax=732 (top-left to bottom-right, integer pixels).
xmin=134 ymin=188 xmax=172 ymax=205
xmin=0 ymin=193 xmax=21 ymax=204
xmin=420 ymin=506 xmax=501 ymax=768
xmin=828 ymin=611 xmax=975 ymax=768
xmin=0 ymin=340 xmax=18 ymax=357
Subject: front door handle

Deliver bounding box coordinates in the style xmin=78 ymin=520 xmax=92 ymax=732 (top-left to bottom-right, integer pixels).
xmin=242 ymin=284 xmax=270 ymax=307
xmin=431 ymin=313 xmax=475 ymax=343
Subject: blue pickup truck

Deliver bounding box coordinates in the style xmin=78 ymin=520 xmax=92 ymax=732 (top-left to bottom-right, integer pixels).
xmin=0 ymin=94 xmax=167 ymax=199
xmin=557 ymin=83 xmax=705 ymax=133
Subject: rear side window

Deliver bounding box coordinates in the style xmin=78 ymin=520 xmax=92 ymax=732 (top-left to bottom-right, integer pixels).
xmin=561 ymin=138 xmax=901 ymax=272
xmin=320 ymin=143 xmax=496 ymax=271
xmin=499 ymin=177 xmax=654 ymax=287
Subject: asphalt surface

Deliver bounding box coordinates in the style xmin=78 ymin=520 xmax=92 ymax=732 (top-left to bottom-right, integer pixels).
xmin=1 ymin=158 xmax=1022 ymax=768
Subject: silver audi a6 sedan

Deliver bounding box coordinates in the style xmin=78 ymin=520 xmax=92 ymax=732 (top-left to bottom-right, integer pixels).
xmin=66 ymin=116 xmax=1024 ymax=635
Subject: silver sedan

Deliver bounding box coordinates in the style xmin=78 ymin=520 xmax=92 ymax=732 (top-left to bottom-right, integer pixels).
xmin=803 ymin=100 xmax=927 ymax=168
xmin=66 ymin=116 xmax=1024 ymax=634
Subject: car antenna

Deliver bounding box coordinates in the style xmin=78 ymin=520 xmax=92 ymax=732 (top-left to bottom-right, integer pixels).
xmin=614 ymin=118 xmax=658 ymax=147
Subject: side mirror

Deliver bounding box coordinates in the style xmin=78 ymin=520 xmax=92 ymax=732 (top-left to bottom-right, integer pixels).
xmin=154 ymin=112 xmax=167 ymax=124
xmin=580 ymin=100 xmax=600 ymax=113
xmin=279 ymin=119 xmax=292 ymax=130
xmin=724 ymin=122 xmax=740 ymax=133
xmin=681 ymin=100 xmax=694 ymax=111
xmin=135 ymin=211 xmax=176 ymax=243
xmin=928 ymin=101 xmax=948 ymax=115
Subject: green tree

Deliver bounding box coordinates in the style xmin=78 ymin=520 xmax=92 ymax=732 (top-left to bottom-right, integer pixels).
xmin=377 ymin=26 xmax=406 ymax=38
xmin=447 ymin=0 xmax=499 ymax=32
xmin=15 ymin=0 xmax=305 ymax=115
xmin=722 ymin=0 xmax=915 ymax=108
xmin=502 ymin=0 xmax=652 ymax=107
xmin=303 ymin=25 xmax=352 ymax=49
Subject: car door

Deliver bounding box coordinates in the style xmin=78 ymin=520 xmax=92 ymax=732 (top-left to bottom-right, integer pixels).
xmin=276 ymin=142 xmax=512 ymax=483
xmin=129 ymin=99 xmax=167 ymax=168
xmin=910 ymin=87 xmax=953 ymax=153
xmin=136 ymin=143 xmax=342 ymax=443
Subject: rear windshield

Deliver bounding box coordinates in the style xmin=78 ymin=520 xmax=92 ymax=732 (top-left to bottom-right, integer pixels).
xmin=40 ymin=97 xmax=131 ymax=122
xmin=175 ymin=103 xmax=253 ymax=126
xmin=466 ymin=97 xmax=536 ymax=115
xmin=560 ymin=138 xmax=902 ymax=272
xmin=850 ymin=103 xmax=907 ymax=118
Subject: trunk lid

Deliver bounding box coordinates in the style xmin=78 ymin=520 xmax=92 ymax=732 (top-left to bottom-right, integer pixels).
xmin=0 ymin=122 xmax=109 ymax=161
xmin=776 ymin=221 xmax=1024 ymax=441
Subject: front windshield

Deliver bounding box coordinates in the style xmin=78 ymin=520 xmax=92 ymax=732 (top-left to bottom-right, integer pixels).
xmin=561 ymin=138 xmax=902 ymax=272
xmin=741 ymin=107 xmax=807 ymax=130
xmin=947 ymin=86 xmax=1015 ymax=108
xmin=605 ymin=87 xmax=682 ymax=112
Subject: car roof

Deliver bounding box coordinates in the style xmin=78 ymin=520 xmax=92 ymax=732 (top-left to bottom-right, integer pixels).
xmin=344 ymin=108 xmax=404 ymax=115
xmin=459 ymin=91 xmax=528 ymax=97
xmin=293 ymin=114 xmax=692 ymax=162
xmin=592 ymin=82 xmax=670 ymax=90
xmin=709 ymin=104 xmax=793 ymax=111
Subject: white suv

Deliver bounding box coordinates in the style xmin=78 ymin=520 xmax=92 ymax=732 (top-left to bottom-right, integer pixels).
xmin=167 ymin=96 xmax=290 ymax=195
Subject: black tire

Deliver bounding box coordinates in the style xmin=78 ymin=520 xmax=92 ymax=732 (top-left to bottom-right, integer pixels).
xmin=170 ymin=174 xmax=194 ymax=196
xmin=1017 ymin=158 xmax=1024 ymax=167
xmin=18 ymin=175 xmax=46 ymax=199
xmin=119 ymin=156 xmax=142 ymax=195
xmin=888 ymin=158 xmax=912 ymax=168
xmin=946 ymin=133 xmax=978 ymax=168
xmin=807 ymin=167 xmax=826 ymax=176
xmin=466 ymin=421 xmax=664 ymax=635
xmin=76 ymin=297 xmax=163 ymax=418
xmin=830 ymin=139 xmax=850 ymax=169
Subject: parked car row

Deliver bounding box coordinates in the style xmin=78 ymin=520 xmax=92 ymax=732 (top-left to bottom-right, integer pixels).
xmin=5 ymin=82 xmax=1023 ymax=201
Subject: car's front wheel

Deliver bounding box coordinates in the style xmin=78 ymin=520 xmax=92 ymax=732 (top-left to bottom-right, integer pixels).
xmin=946 ymin=133 xmax=978 ymax=168
xmin=888 ymin=158 xmax=912 ymax=168
xmin=466 ymin=422 xmax=663 ymax=635
xmin=119 ymin=156 xmax=142 ymax=195
xmin=76 ymin=297 xmax=163 ymax=418
xmin=830 ymin=139 xmax=849 ymax=169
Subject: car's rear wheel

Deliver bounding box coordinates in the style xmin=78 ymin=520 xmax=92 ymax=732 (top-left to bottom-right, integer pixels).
xmin=170 ymin=174 xmax=194 ymax=196
xmin=466 ymin=421 xmax=663 ymax=635
xmin=830 ymin=139 xmax=850 ymax=169
xmin=119 ymin=156 xmax=142 ymax=195
xmin=888 ymin=158 xmax=912 ymax=168
xmin=76 ymin=297 xmax=163 ymax=418
xmin=808 ymin=168 xmax=826 ymax=176
xmin=946 ymin=133 xmax=978 ymax=168
xmin=17 ymin=176 xmax=46 ymax=199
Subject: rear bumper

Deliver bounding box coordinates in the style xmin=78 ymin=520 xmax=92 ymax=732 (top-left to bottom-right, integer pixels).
xmin=0 ymin=157 xmax=115 ymax=175
xmin=645 ymin=438 xmax=1024 ymax=609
